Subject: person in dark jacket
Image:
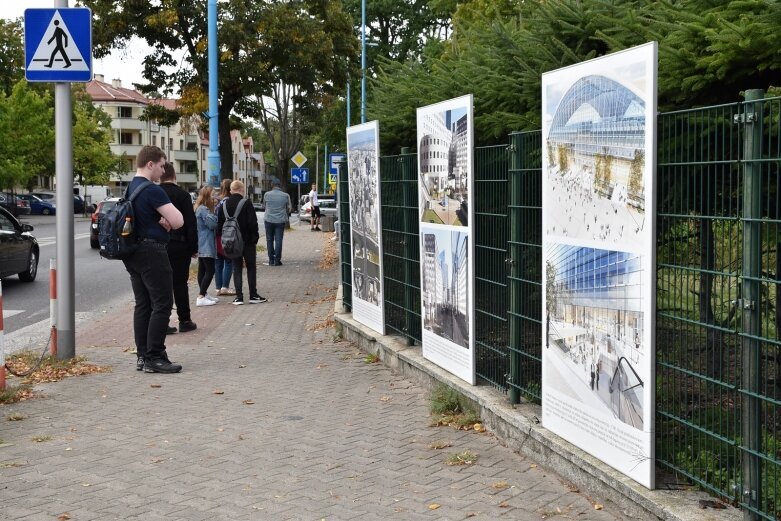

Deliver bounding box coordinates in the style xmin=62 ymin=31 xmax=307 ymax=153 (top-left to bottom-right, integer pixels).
xmin=217 ymin=180 xmax=266 ymax=305
xmin=160 ymin=163 xmax=198 ymax=332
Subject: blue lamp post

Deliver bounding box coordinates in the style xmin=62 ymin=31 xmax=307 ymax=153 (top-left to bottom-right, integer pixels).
xmin=360 ymin=0 xmax=366 ymax=123
xmin=207 ymin=0 xmax=220 ymax=187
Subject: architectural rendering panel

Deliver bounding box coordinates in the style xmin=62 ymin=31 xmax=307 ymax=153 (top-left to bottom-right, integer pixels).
xmin=417 ymin=95 xmax=475 ymax=385
xmin=541 ymin=43 xmax=657 ymax=488
xmin=347 ymin=121 xmax=385 ymax=334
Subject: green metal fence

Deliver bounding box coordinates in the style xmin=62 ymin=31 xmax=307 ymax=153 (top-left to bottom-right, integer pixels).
xmin=379 ymin=152 xmax=421 ymax=344
xmin=655 ymin=91 xmax=781 ymax=519
xmin=345 ymin=92 xmax=780 ymax=520
xmin=474 ymin=145 xmax=511 ymax=391
xmin=338 ymin=163 xmax=352 ymax=311
xmin=507 ymin=131 xmax=544 ymax=404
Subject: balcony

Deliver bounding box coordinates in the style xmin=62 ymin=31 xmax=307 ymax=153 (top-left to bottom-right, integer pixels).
xmin=170 ymin=149 xmax=198 ymax=162
xmin=111 ymin=119 xmax=148 ymax=131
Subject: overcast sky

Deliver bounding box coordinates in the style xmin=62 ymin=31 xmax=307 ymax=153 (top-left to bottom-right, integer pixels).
xmin=1 ymin=2 xmax=151 ymax=88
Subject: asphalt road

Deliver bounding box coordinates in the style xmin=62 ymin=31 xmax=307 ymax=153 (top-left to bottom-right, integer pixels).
xmin=2 ymin=211 xmax=302 ymax=335
xmin=1 ymin=213 xmax=134 ymax=335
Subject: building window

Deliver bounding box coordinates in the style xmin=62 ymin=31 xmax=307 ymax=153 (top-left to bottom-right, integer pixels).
xmin=117 ymin=106 xmax=132 ymax=118
xmin=169 ymin=138 xmax=173 ymax=150
xmin=120 ymin=132 xmax=134 ymax=145
xmin=152 ymin=136 xmax=157 ymax=146
xmin=179 ymin=139 xmax=184 ymax=150
xmin=202 ymin=149 xmax=205 ymax=160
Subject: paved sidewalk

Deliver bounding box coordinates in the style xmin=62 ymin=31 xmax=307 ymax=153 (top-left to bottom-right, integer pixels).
xmin=1 ymin=228 xmax=629 ymax=521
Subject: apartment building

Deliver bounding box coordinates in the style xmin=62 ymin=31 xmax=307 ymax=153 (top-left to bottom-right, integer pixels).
xmin=199 ymin=131 xmax=268 ymax=202
xmin=86 ymin=75 xmax=203 ymax=194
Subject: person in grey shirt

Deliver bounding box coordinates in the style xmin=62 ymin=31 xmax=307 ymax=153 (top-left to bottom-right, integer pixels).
xmin=262 ymin=178 xmax=292 ymax=266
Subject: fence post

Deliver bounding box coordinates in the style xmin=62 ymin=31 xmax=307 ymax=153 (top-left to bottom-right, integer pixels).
xmin=508 ymin=136 xmax=521 ymax=404
xmin=400 ymin=146 xmax=414 ymax=346
xmin=741 ymin=89 xmax=763 ymax=520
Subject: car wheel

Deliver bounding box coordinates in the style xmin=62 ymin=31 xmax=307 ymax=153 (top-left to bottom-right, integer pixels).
xmin=90 ymin=238 xmax=99 ymax=249
xmin=41 ymin=208 xmax=51 ymax=215
xmin=18 ymin=248 xmax=38 ymax=282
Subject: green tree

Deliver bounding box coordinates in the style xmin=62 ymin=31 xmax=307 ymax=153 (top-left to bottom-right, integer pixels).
xmin=0 ymin=81 xmax=54 ymax=190
xmin=72 ymin=87 xmax=116 ymax=186
xmin=0 ymin=18 xmax=24 ymax=96
xmin=84 ymin=0 xmax=357 ymax=182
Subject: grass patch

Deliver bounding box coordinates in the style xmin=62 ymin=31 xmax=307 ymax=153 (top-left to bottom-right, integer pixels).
xmin=429 ymin=384 xmax=481 ymax=429
xmin=31 ymin=435 xmax=52 ymax=443
xmin=5 ymin=352 xmax=110 ymax=385
xmin=0 ymin=384 xmax=37 ymax=405
xmin=364 ymin=352 xmax=380 ymax=364
xmin=445 ymin=449 xmax=478 ymax=466
xmin=6 ymin=413 xmax=26 ymax=421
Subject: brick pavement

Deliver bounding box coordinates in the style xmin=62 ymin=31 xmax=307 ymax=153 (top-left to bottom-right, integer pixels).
xmin=0 ymin=227 xmax=630 ymax=521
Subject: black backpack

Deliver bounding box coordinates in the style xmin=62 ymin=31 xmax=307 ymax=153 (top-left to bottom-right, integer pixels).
xmin=221 ymin=198 xmax=246 ymax=259
xmin=99 ymin=180 xmax=152 ymax=260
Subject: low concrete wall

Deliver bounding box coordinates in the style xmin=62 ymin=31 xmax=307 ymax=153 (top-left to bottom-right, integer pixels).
xmin=334 ymin=306 xmax=740 ymax=521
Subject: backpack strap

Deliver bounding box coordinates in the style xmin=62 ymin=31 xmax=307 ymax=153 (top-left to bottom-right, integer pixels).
xmin=125 ymin=180 xmax=153 ymax=202
xmin=223 ymin=198 xmax=247 ymax=219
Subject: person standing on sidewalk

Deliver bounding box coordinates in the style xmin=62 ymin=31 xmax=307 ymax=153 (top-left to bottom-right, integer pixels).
xmin=262 ymin=178 xmax=291 ymax=266
xmin=123 ymin=146 xmax=184 ymax=374
xmin=194 ymin=185 xmax=219 ymax=306
xmin=160 ymin=163 xmax=198 ymax=333
xmin=217 ymin=180 xmax=267 ymax=305
xmin=214 ymin=178 xmax=235 ymax=296
xmin=308 ymin=183 xmax=321 ymax=231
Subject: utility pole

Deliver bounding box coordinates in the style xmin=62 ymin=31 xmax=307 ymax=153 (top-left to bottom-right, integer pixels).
xmin=360 ymin=0 xmax=366 ymax=123
xmin=54 ymin=0 xmax=74 ymax=359
xmin=207 ymin=0 xmax=220 ymax=186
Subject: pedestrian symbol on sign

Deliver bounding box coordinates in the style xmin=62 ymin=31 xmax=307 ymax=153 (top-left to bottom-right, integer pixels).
xmin=27 ymin=11 xmax=88 ymax=72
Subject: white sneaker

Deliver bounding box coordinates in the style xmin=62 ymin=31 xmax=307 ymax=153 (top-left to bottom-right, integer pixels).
xmin=196 ymin=296 xmax=217 ymax=307
xmin=206 ymin=295 xmax=219 ymax=302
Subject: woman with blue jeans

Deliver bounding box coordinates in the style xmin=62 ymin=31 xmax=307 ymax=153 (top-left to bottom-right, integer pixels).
xmin=214 ymin=179 xmax=235 ymax=296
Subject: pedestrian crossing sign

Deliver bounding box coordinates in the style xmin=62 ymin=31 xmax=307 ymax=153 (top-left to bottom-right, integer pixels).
xmin=24 ymin=8 xmax=92 ymax=82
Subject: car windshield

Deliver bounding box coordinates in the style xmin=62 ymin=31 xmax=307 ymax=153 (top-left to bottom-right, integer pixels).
xmin=100 ymin=201 xmax=117 ymax=214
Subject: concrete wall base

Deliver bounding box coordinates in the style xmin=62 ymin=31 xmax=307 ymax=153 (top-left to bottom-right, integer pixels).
xmin=335 ymin=310 xmax=740 ymax=521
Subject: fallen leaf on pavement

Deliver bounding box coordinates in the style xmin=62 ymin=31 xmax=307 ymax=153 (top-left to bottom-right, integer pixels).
xmin=150 ymin=384 xmax=162 ymax=388
xmin=239 ymin=365 xmax=246 ymax=368
xmin=380 ymin=396 xmax=392 ymax=402
xmin=492 ymin=481 xmax=509 ymax=490
xmin=428 ymin=504 xmax=440 ymax=510
xmin=57 ymin=514 xmax=72 ymax=521
xmin=474 ymin=423 xmax=486 ymax=432
xmin=499 ymin=502 xmax=509 ymax=508
xmin=243 ymin=400 xmax=255 ymax=405
xmin=594 ymin=504 xmax=603 ymax=510
xmin=212 ymin=390 xmax=224 ymax=395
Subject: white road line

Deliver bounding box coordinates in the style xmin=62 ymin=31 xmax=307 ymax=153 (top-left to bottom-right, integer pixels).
xmin=37 ymin=232 xmax=91 ymax=247
xmin=2 ymin=309 xmax=24 ymax=319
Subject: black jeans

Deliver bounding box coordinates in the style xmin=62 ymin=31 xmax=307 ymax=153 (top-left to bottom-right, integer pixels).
xmin=232 ymin=243 xmax=257 ymax=298
xmin=264 ymin=221 xmax=285 ymax=264
xmin=123 ymin=241 xmax=173 ymax=360
xmin=197 ymin=257 xmax=216 ymax=296
xmin=167 ymin=241 xmax=192 ymax=323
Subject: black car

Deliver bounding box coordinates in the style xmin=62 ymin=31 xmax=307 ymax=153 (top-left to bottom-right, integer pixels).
xmin=0 ymin=206 xmax=39 ymax=282
xmin=0 ymin=192 xmax=32 ymax=217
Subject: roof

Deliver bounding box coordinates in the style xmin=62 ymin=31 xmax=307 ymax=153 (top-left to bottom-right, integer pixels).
xmin=85 ymin=79 xmax=148 ymax=104
xmin=149 ymin=98 xmax=179 ymax=110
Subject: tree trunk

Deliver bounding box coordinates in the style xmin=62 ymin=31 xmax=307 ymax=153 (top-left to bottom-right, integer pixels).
xmin=218 ymin=109 xmax=233 ymax=181
xmin=699 ymin=217 xmax=723 ymax=379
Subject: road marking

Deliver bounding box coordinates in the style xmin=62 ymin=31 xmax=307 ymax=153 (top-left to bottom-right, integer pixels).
xmin=2 ymin=309 xmax=24 ymax=319
xmin=37 ymin=232 xmax=91 ymax=247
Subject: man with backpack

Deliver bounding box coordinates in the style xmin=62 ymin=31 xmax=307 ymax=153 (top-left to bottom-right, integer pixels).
xmin=123 ymin=146 xmax=185 ymax=373
xmin=217 ymin=180 xmax=266 ymax=305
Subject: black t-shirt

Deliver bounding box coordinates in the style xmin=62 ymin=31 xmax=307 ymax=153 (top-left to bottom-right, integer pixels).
xmin=127 ymin=176 xmax=171 ymax=242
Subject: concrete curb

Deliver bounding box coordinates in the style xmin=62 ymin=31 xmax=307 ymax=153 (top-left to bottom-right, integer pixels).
xmin=334 ymin=308 xmax=740 ymax=521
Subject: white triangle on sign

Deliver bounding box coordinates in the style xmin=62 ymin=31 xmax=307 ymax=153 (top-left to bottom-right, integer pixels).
xmin=27 ymin=10 xmax=89 ymax=72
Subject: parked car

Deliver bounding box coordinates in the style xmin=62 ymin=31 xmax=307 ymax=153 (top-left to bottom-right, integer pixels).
xmin=0 ymin=205 xmax=39 ymax=282
xmin=31 ymin=192 xmax=87 ymax=213
xmin=298 ymin=194 xmax=337 ymax=223
xmin=18 ymin=194 xmax=56 ymax=215
xmin=90 ymin=197 xmax=120 ymax=249
xmin=0 ymin=192 xmax=32 ymax=217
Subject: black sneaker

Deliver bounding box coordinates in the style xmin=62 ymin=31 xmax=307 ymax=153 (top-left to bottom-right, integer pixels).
xmin=232 ymin=297 xmax=244 ymax=306
xmin=248 ymin=295 xmax=268 ymax=304
xmin=315 ymin=226 xmax=321 ymax=231
xmin=136 ymin=357 xmax=144 ymax=371
xmin=275 ymin=261 xmax=283 ymax=266
xmin=166 ymin=326 xmax=177 ymax=335
xmin=143 ymin=358 xmax=182 ymax=374
xmin=179 ymin=320 xmax=197 ymax=333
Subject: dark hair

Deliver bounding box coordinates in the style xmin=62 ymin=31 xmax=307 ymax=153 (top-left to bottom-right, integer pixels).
xmin=137 ymin=145 xmax=166 ymax=168
xmin=160 ymin=162 xmax=176 ymax=182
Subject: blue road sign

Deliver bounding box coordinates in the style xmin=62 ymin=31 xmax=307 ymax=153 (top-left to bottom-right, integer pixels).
xmin=291 ymin=168 xmax=310 ymax=184
xmin=329 ymin=153 xmax=346 ymax=175
xmin=25 ymin=8 xmax=92 ymax=82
